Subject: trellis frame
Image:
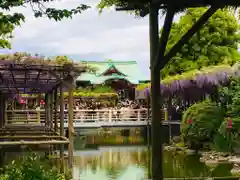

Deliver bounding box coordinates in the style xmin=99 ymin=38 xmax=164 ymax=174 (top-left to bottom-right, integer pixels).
xmin=0 ymin=61 xmax=83 ymax=172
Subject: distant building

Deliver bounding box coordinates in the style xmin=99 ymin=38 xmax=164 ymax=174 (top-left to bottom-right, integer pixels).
xmin=76 ymin=60 xmax=149 ymax=100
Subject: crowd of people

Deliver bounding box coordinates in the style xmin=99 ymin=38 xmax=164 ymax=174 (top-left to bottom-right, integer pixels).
xmin=7 ymin=97 xmax=183 ymax=121
xmin=69 ymin=99 xmax=147 ymax=121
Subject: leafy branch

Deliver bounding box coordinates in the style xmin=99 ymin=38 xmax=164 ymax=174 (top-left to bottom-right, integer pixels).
xmin=0 ymin=0 xmax=91 ymax=48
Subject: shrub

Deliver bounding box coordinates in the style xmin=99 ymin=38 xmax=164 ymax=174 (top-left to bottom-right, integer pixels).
xmin=214 ymin=77 xmax=240 ymax=152
xmin=181 ymin=100 xmax=224 ymax=150
xmin=0 ymin=154 xmax=71 ymax=180
xmin=219 ymin=77 xmax=240 ymax=118
xmin=213 ymin=117 xmax=240 ymax=152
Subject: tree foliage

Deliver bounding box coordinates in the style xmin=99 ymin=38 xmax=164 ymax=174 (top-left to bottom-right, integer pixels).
xmin=63 ymin=86 xmax=117 ymax=99
xmin=0 ymin=52 xmax=89 ymax=78
xmin=0 ymin=0 xmax=90 ymax=48
xmin=0 ymin=154 xmax=71 ymax=180
xmin=0 ymin=52 xmax=77 ymax=65
xmin=98 ymin=0 xmax=121 ymax=12
xmin=219 ymin=76 xmax=240 ymax=118
xmin=162 ymin=8 xmax=240 ymax=78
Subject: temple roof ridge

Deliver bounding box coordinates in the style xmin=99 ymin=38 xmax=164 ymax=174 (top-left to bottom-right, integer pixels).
xmin=77 ymin=59 xmax=149 ymax=84
xmin=81 ymin=60 xmax=137 ymax=64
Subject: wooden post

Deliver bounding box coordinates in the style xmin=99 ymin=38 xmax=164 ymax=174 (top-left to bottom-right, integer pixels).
xmin=0 ymin=93 xmax=3 ymax=128
xmin=45 ymin=92 xmax=52 ymax=158
xmin=50 ymin=91 xmax=54 ymax=130
xmin=3 ymin=97 xmax=8 ymax=126
xmin=146 ymin=95 xmax=151 ymax=180
xmin=50 ymin=89 xmax=56 ymax=155
xmin=1 ymin=93 xmax=5 ymax=128
xmin=54 ymin=89 xmax=58 ymax=133
xmin=47 ymin=93 xmax=51 ymax=130
xmin=45 ymin=94 xmax=49 ymax=128
xmin=169 ymin=122 xmax=172 ymax=144
xmin=59 ymin=83 xmax=65 ymax=173
xmin=67 ymin=76 xmax=74 ymax=169
xmin=149 ymin=4 xmax=161 ymax=180
xmin=150 ymin=5 xmax=175 ymax=180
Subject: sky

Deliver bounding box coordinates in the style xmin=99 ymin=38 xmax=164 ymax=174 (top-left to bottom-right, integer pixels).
xmin=1 ymin=0 xmax=179 ymax=77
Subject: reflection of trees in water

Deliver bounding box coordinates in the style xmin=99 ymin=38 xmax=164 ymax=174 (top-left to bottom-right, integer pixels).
xmin=211 ymin=164 xmax=233 ymax=177
xmin=76 ymin=128 xmax=145 ymax=146
xmin=74 ymin=148 xmax=146 ymax=170
xmin=163 ymin=152 xmax=232 ymax=178
xmin=90 ymin=158 xmax=98 ymax=174
xmin=163 ymin=151 xmax=210 ymax=178
xmin=73 ymin=148 xmax=233 ymax=178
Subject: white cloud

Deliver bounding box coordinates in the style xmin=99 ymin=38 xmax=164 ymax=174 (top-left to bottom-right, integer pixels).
xmin=6 ymin=0 xmax=174 ymax=76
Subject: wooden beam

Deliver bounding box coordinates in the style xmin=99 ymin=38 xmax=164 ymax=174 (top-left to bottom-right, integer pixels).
xmin=153 ymin=7 xmax=175 ymax=70
xmin=0 ymin=135 xmax=64 ymax=139
xmin=157 ymin=5 xmax=220 ymax=70
xmin=149 ymin=3 xmax=161 ymax=180
xmin=0 ymin=140 xmax=69 ymax=146
xmin=3 ymin=98 xmax=6 ymax=126
xmin=9 ymin=66 xmax=19 ymax=94
xmin=46 ymin=93 xmax=51 ymax=129
xmin=59 ymin=83 xmax=65 ymax=173
xmin=0 ymin=93 xmax=3 ymax=128
xmin=67 ymin=76 xmax=74 ymax=169
xmin=0 ymin=132 xmax=57 ymax=135
xmin=50 ymin=91 xmax=54 ymax=130
xmin=151 ymin=7 xmax=175 ymax=180
xmin=45 ymin=94 xmax=48 ymax=129
xmin=54 ymin=89 xmax=58 ymax=132
xmin=48 ymin=70 xmax=75 ymax=88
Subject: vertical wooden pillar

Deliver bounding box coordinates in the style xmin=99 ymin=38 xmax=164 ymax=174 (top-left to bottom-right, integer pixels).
xmin=45 ymin=93 xmax=52 ymax=158
xmin=54 ymin=88 xmax=58 ymax=133
xmin=47 ymin=93 xmax=51 ymax=131
xmin=59 ymin=83 xmax=65 ymax=173
xmin=0 ymin=93 xmax=3 ymax=128
xmin=49 ymin=91 xmax=54 ymax=130
xmin=149 ymin=5 xmax=161 ymax=180
xmin=0 ymin=93 xmax=4 ymax=128
xmin=149 ymin=5 xmax=175 ymax=180
xmin=45 ymin=94 xmax=49 ymax=129
xmin=3 ymin=97 xmax=6 ymax=127
xmin=67 ymin=76 xmax=74 ymax=169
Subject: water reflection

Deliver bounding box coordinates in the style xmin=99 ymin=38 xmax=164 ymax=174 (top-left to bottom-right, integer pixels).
xmin=73 ymin=146 xmax=233 ymax=180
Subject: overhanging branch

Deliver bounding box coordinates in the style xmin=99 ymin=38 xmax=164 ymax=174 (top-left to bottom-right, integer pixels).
xmin=158 ymin=5 xmax=220 ymax=70
xmin=153 ymin=6 xmax=175 ymax=70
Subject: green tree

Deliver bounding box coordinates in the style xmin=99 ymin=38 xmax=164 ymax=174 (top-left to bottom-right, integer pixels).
xmin=53 ymin=56 xmax=73 ymax=65
xmin=0 ymin=0 xmax=90 ymax=48
xmin=162 ymin=8 xmax=240 ymax=78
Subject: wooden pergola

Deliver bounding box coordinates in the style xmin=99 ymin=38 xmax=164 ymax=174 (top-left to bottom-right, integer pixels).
xmin=116 ymin=0 xmax=240 ymax=179
xmin=0 ymin=61 xmax=84 ymax=172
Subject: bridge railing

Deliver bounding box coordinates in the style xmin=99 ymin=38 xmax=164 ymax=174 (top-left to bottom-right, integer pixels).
xmin=5 ymin=109 xmax=153 ymax=124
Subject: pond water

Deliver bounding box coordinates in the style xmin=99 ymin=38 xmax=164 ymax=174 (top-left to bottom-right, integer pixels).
xmin=72 ymin=128 xmax=234 ymax=180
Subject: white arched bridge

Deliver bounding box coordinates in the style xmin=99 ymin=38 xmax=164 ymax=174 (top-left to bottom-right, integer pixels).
xmin=4 ymin=109 xmax=180 ymax=128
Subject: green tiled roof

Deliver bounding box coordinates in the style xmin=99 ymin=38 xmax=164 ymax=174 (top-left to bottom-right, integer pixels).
xmin=77 ymin=60 xmax=149 ymax=84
